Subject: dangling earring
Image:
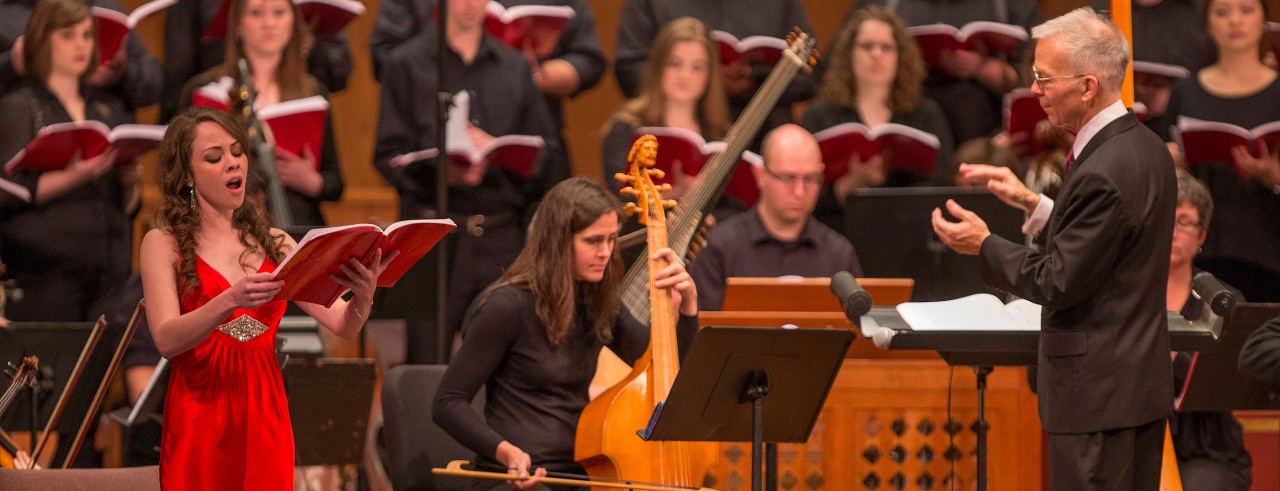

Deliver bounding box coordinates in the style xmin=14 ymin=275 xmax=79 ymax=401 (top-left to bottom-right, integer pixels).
xmin=189 ymin=186 xmax=196 ymax=210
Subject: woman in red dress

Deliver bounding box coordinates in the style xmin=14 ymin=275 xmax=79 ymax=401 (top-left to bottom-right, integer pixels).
xmin=139 ymin=107 xmax=395 ymax=489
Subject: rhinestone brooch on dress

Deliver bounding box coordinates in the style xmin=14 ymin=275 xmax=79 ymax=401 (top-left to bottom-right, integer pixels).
xmin=217 ymin=314 xmax=268 ymax=342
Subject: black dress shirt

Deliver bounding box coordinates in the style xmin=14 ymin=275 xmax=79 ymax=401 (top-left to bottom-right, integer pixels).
xmin=689 ymin=207 xmax=863 ymax=311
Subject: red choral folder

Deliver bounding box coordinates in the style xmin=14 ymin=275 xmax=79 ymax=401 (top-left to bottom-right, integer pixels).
xmin=296 ymin=0 xmax=366 ymax=38
xmin=907 ymin=21 xmax=1027 ymax=71
xmin=272 ymin=218 xmax=457 ymax=307
xmin=4 ymin=121 xmax=166 ymax=175
xmin=92 ymin=0 xmax=175 ymax=64
xmin=1003 ymin=88 xmax=1047 ymax=158
xmin=388 ymin=91 xmax=544 ymax=179
xmin=483 ymin=1 xmax=574 ymax=58
xmin=192 ymin=80 xmax=329 ymax=170
xmin=813 ymin=122 xmax=941 ymax=183
xmin=631 ymin=126 xmax=761 ymax=206
xmin=1176 ymin=116 xmax=1280 ymax=179
xmin=711 ymin=30 xmax=787 ymax=66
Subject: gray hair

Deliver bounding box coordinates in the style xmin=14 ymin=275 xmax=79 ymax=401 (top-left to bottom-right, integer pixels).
xmin=1031 ymin=7 xmax=1130 ymax=94
xmin=1175 ymin=168 xmax=1213 ymax=230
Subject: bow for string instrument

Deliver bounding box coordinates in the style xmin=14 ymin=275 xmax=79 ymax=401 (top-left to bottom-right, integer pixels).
xmin=236 ymin=58 xmax=294 ymax=229
xmin=432 ymin=460 xmax=717 ymax=491
xmin=574 ymin=136 xmax=718 ymax=489
xmin=0 ymin=356 xmax=38 ymax=468
xmin=615 ymin=29 xmax=817 ymax=322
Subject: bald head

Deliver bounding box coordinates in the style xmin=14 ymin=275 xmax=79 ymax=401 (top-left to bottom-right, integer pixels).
xmin=754 ymin=124 xmax=825 ymax=231
xmin=762 ymin=124 xmax=822 ymax=166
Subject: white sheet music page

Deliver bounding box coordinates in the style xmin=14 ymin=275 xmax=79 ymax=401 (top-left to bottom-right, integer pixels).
xmin=896 ymin=294 xmax=1041 ymax=331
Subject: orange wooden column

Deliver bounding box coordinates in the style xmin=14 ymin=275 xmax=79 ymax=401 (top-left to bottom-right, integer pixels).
xmin=1111 ymin=0 xmax=1135 ymax=107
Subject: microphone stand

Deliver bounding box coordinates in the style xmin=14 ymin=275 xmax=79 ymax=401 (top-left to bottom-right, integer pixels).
xmin=434 ymin=0 xmax=452 ymax=364
xmin=236 ymin=58 xmax=294 ymax=230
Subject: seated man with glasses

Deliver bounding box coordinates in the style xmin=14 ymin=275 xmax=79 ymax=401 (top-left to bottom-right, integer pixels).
xmin=688 ymin=124 xmax=864 ymax=311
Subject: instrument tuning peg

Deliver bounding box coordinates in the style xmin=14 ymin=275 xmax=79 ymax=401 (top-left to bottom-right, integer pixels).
xmin=658 ymin=183 xmax=672 ymax=192
xmin=623 ymin=202 xmax=641 ymax=215
xmin=662 ymin=199 xmax=677 ymax=208
xmin=620 ymin=187 xmax=640 ymax=197
xmin=648 ymin=168 xmax=666 ymax=180
xmin=615 ymin=173 xmax=633 ymax=183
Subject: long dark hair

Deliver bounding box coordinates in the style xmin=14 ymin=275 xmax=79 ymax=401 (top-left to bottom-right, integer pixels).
xmin=819 ymin=5 xmax=925 ymax=114
xmin=23 ymin=0 xmax=98 ymax=84
xmin=156 ymin=107 xmax=286 ymax=296
xmin=487 ymin=177 xmax=624 ymax=346
xmin=220 ymin=0 xmax=316 ymax=105
xmin=609 ymin=17 xmax=730 ymax=141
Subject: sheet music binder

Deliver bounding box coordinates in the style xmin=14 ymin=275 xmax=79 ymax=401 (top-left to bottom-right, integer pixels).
xmin=108 ymin=358 xmax=169 ymax=427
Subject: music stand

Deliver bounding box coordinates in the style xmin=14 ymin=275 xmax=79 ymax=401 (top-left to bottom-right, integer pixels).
xmin=0 ymin=322 xmax=98 ymax=452
xmin=844 ymin=187 xmax=1024 ymax=301
xmin=638 ymin=326 xmax=854 ymax=491
xmin=108 ymin=358 xmax=170 ymax=427
xmin=1178 ymin=303 xmax=1280 ymax=412
xmin=284 ymin=357 xmax=377 ymax=468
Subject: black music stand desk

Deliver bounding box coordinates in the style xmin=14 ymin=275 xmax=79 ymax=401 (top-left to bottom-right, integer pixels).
xmin=638 ymin=326 xmax=854 ymax=491
xmin=1178 ymin=303 xmax=1280 ymax=412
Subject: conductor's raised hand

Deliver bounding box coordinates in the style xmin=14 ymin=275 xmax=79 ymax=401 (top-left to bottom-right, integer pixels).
xmin=227 ymin=272 xmax=284 ymax=309
xmin=932 ymin=199 xmax=991 ymax=256
xmin=959 ymin=163 xmax=1040 ymax=213
xmin=330 ymin=248 xmax=400 ymax=304
xmin=651 ymin=247 xmax=697 ymax=315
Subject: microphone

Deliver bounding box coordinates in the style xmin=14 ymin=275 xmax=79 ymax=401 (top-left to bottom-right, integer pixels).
xmin=830 ymin=271 xmax=872 ymax=321
xmin=1192 ymin=271 xmax=1236 ymax=316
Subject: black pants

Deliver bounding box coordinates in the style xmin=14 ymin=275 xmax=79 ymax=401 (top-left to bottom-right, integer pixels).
xmin=1048 ymin=418 xmax=1166 ymax=490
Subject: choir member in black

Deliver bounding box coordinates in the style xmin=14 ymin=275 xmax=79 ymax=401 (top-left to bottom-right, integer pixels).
xmin=0 ymin=0 xmax=136 ymax=323
xmin=176 ymin=0 xmax=343 ymax=227
xmin=613 ymin=0 xmax=819 ymax=149
xmin=1166 ymin=168 xmax=1251 ymax=490
xmin=160 ymin=0 xmax=352 ymax=122
xmin=689 ymin=124 xmax=862 ymax=311
xmin=374 ymin=0 xmax=560 ymax=362
xmin=0 ymin=0 xmax=134 ymax=468
xmin=432 ymin=177 xmax=699 ymax=489
xmin=369 ymin=0 xmax=603 ymax=180
xmin=1159 ymin=0 xmax=1280 ymax=303
xmin=601 ymin=17 xmax=729 ymax=200
xmin=0 ymin=0 xmax=161 ymax=111
xmin=1240 ymin=317 xmax=1280 ymax=389
xmin=799 ymin=6 xmax=952 ymax=232
xmin=852 ymin=0 xmax=1042 ymax=145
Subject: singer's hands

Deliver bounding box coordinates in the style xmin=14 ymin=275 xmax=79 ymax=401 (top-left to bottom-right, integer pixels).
xmin=276 ymin=146 xmax=324 ymax=197
xmin=932 ymin=199 xmax=991 ymax=256
xmin=833 ymin=153 xmax=884 ymax=205
xmin=225 ymin=272 xmax=284 ymax=310
xmin=1233 ymin=143 xmax=1280 ymax=189
xmin=86 ymin=42 xmax=127 ymax=88
xmin=330 ymin=248 xmax=399 ymax=311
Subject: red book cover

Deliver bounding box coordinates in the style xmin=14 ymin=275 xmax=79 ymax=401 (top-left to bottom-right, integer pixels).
xmin=258 ymin=95 xmax=330 ymax=166
xmin=813 ymin=122 xmax=941 ymax=183
xmin=272 ymin=218 xmax=457 ymax=306
xmin=631 ymin=126 xmax=761 ymax=206
xmin=387 ymin=91 xmax=543 ymax=179
xmin=484 ymin=2 xmax=573 ymax=58
xmin=202 ymin=0 xmax=231 ymax=43
xmin=4 ymin=122 xmax=166 ymax=175
xmin=92 ymin=0 xmax=175 ymax=65
xmin=1003 ymin=88 xmax=1047 ymax=158
xmin=711 ymin=30 xmax=787 ymax=66
xmin=907 ymin=21 xmax=1027 ymax=71
xmin=1176 ymin=117 xmax=1280 ymax=179
xmin=192 ymin=77 xmax=233 ymax=111
xmin=297 ymin=0 xmax=365 ymax=38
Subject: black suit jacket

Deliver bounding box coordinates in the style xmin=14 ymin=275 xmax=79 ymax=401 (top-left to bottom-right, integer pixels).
xmin=979 ymin=112 xmax=1176 ymax=434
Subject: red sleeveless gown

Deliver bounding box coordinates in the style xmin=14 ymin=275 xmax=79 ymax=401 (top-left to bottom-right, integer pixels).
xmin=159 ymin=256 xmax=293 ymax=489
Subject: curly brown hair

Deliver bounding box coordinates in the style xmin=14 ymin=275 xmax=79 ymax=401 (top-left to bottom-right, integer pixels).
xmin=609 ymin=17 xmax=731 ymax=141
xmin=482 ymin=177 xmax=624 ymax=346
xmin=156 ymin=107 xmax=286 ymax=296
xmin=819 ymin=6 xmax=925 ymax=114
